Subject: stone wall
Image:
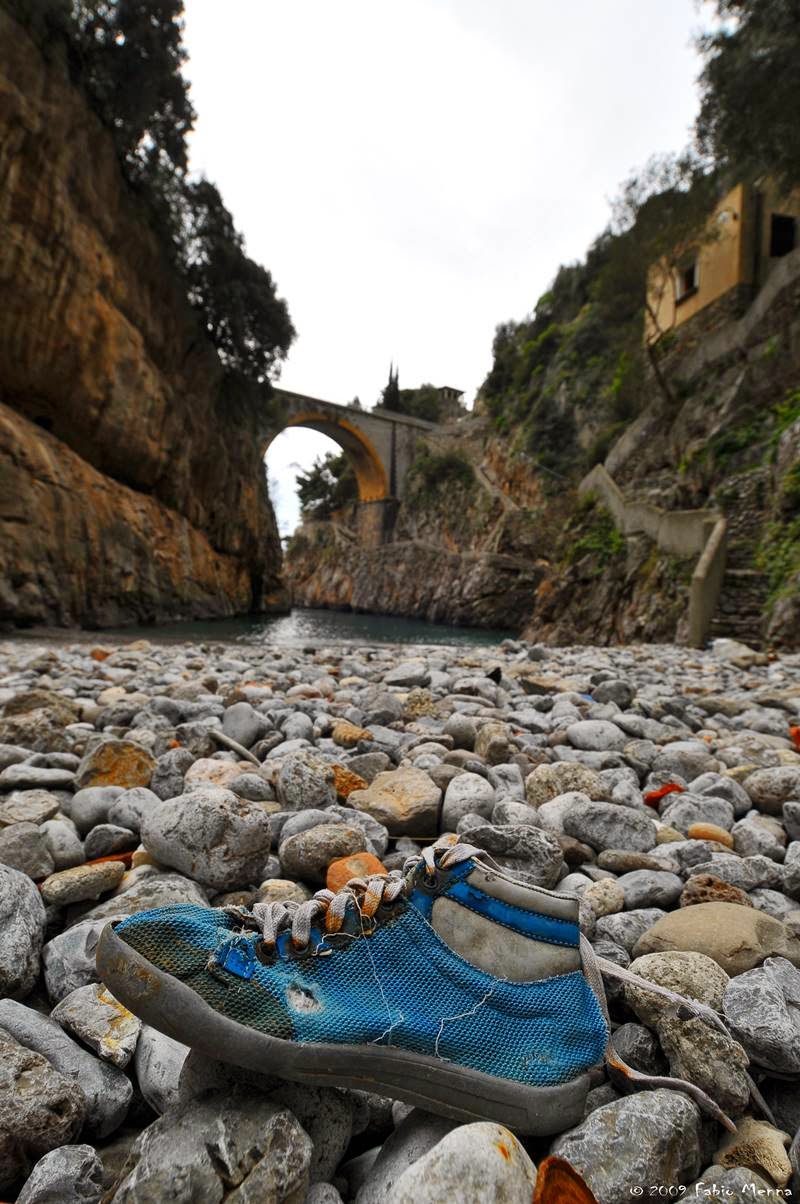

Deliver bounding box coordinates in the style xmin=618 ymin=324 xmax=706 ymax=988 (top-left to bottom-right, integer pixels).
xmin=0 ymin=11 xmax=286 ymax=626
xmin=286 ymin=523 xmax=544 ymax=631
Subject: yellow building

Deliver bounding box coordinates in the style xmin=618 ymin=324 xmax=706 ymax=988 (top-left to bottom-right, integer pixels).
xmin=646 ymin=181 xmax=800 ymax=343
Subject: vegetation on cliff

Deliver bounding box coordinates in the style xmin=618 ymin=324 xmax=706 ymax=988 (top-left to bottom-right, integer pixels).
xmin=696 ymin=0 xmax=800 ymax=192
xmin=479 ymin=153 xmax=721 ymax=480
xmin=374 ymin=366 xmax=464 ymax=423
xmin=480 ymin=0 xmax=800 ymax=485
xmin=6 ymin=0 xmax=294 ymax=413
xmin=296 ymin=452 xmax=358 ymax=520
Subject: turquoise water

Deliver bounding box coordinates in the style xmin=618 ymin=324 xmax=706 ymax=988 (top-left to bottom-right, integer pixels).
xmin=101 ymin=607 xmax=514 ymax=647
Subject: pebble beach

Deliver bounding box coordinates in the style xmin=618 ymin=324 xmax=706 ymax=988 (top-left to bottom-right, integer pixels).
xmin=1 ymin=633 xmax=800 ymax=1202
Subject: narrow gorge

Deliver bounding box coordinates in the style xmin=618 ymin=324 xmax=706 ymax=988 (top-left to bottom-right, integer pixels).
xmin=0 ymin=9 xmax=286 ymax=628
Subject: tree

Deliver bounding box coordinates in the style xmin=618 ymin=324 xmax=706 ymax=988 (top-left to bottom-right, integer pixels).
xmin=6 ymin=1 xmax=296 ymax=402
xmin=70 ymin=0 xmax=195 ymax=177
xmin=395 ymin=384 xmax=443 ymax=422
xmin=296 ymin=452 xmax=358 ymax=519
xmin=182 ymin=180 xmax=295 ymax=387
xmin=696 ymin=0 xmax=800 ymax=192
xmin=375 ymin=377 xmax=451 ymax=422
xmin=596 ymin=153 xmax=720 ymax=401
xmin=378 ymin=363 xmax=400 ymax=411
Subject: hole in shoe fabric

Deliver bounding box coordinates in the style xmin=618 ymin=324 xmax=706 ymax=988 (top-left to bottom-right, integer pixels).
xmin=287 ymin=983 xmax=323 ymax=1013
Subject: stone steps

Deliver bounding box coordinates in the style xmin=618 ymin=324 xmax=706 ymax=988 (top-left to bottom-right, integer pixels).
xmin=709 ymin=567 xmax=770 ymax=646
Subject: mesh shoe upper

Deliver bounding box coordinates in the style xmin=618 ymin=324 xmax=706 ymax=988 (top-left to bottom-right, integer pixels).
xmin=114 ymin=853 xmax=608 ymax=1088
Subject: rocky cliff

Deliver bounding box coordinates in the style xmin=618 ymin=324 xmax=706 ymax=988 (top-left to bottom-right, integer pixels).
xmin=285 ymin=253 xmax=800 ymax=647
xmin=0 ymin=10 xmax=286 ymax=627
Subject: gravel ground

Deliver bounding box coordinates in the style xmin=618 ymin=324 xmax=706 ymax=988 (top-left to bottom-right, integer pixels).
xmin=0 ymin=633 xmax=799 ymax=1203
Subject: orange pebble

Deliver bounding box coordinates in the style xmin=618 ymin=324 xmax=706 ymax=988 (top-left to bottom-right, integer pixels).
xmin=643 ymin=783 xmax=685 ymax=807
xmin=326 ymin=852 xmax=387 ymax=893
xmin=534 ymin=1155 xmax=599 ymax=1203
xmin=90 ymin=647 xmax=111 ymax=661
xmin=332 ymin=764 xmax=368 ymax=800
xmin=687 ymin=822 xmax=734 ymax=848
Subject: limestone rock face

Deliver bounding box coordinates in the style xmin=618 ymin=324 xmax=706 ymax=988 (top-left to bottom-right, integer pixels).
xmin=0 ymin=11 xmax=286 ymax=627
xmin=285 ymin=531 xmax=545 ymax=632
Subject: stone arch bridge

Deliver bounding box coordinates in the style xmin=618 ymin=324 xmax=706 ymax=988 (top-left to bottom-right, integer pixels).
xmin=266 ymin=389 xmax=437 ymax=544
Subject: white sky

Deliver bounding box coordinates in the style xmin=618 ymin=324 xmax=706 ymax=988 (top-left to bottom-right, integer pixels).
xmin=182 ymin=0 xmax=706 ymax=535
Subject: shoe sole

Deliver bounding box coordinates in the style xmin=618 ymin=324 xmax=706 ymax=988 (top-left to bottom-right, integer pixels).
xmin=97 ymin=921 xmax=592 ymax=1135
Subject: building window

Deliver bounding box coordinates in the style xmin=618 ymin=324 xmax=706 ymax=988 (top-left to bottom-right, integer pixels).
xmin=675 ymin=259 xmax=699 ymax=303
xmin=770 ymin=213 xmax=796 ymax=258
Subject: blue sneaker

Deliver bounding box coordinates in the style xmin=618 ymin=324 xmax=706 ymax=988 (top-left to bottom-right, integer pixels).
xmin=95 ymin=840 xmax=728 ymax=1134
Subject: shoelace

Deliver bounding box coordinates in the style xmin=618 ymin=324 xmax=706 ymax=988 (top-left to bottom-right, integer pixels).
xmin=229 ymin=841 xmax=477 ymax=952
xmin=226 ymin=839 xmax=767 ymax=1131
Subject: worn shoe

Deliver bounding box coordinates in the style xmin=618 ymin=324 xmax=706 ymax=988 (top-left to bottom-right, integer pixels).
xmin=95 ymin=840 xmax=732 ymax=1134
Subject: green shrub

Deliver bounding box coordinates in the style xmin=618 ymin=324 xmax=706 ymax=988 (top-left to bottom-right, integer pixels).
xmin=756 ymin=515 xmax=800 ymax=603
xmin=566 ymin=504 xmax=625 ymax=566
xmin=408 ymin=447 xmax=475 ymax=501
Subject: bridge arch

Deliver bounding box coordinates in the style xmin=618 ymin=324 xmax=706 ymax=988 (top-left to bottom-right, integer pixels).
xmin=263 ymin=407 xmax=389 ymax=503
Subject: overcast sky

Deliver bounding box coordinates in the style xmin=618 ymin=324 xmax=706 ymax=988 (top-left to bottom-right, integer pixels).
xmin=182 ymin=0 xmax=706 ymax=534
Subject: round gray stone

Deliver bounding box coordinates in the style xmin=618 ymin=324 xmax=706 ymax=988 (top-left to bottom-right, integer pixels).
xmin=563 ymin=799 xmax=657 ymax=853
xmin=107 ymin=786 xmax=161 ymax=834
xmin=141 ymin=787 xmax=272 ymax=891
xmin=0 ymin=1028 xmax=86 ymax=1194
xmin=723 ymin=955 xmax=800 ymax=1073
xmin=40 ymin=819 xmax=84 ymax=870
xmin=552 ymin=1089 xmax=702 ymax=1201
xmin=0 ymin=862 xmax=46 ymax=999
xmin=616 ymin=869 xmax=684 ymax=909
xmin=276 ymin=752 xmax=337 ymax=811
xmin=441 ymin=772 xmax=495 ymax=830
xmin=0 ymin=999 xmax=131 ymax=1139
xmin=0 ymin=821 xmax=54 ymax=879
xmin=16 ymin=1144 xmax=105 ymax=1204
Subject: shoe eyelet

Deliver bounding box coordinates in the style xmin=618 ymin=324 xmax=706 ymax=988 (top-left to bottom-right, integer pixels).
xmin=415 ymin=868 xmax=446 ymax=895
xmin=285 ymin=939 xmax=313 ymax=962
xmin=255 ymin=940 xmax=276 ymax=966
